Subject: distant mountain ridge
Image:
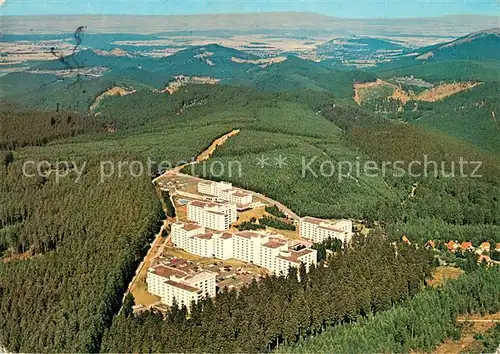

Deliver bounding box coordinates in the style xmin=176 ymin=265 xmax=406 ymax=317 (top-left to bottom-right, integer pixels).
xmin=34 ymin=44 xmax=260 ymax=79
xmin=411 ymin=28 xmax=500 ymax=61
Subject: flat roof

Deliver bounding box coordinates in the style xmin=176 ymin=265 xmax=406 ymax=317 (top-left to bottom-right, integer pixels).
xmin=291 ymin=249 xmax=315 ymax=258
xmin=301 ymin=216 xmax=347 ymax=233
xmin=183 ymin=223 xmax=203 ymax=231
xmin=235 ymin=231 xmax=265 ymax=239
xmin=193 ymin=232 xmax=213 ymax=240
xmin=231 ymin=191 xmax=250 ymax=197
xmin=318 ymin=225 xmax=345 ymax=233
xmin=164 ymin=279 xmax=199 ymax=293
xmin=150 ymin=265 xmax=187 ymax=278
xmin=189 ymin=200 xmax=232 ymax=213
xmin=301 ymin=216 xmax=325 ymax=225
xmin=190 ymin=200 xmax=214 ymax=208
xmin=277 ymin=255 xmax=300 ymax=264
xmin=185 ymin=270 xmax=216 ymax=283
xmin=220 ymin=232 xmax=233 ymax=239
xmin=262 ymin=241 xmax=285 ymax=249
xmin=277 ymin=248 xmax=315 ymax=263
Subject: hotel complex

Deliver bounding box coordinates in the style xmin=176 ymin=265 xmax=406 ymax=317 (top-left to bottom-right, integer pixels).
xmin=146 ymin=264 xmax=216 ymax=307
xmin=149 ymin=184 xmax=355 ymax=306
xmin=299 ymin=217 xmax=353 ymax=244
xmin=197 ymin=181 xmax=253 ymax=206
xmin=171 ymin=221 xmax=234 ymax=259
xmin=171 ymin=222 xmax=317 ymax=276
xmin=187 ymin=200 xmax=237 ymax=231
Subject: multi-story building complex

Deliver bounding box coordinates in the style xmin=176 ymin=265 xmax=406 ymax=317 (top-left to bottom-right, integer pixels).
xmin=213 ymin=232 xmax=234 ymax=259
xmin=169 ymin=222 xmax=317 ymax=276
xmin=146 ymin=264 xmax=216 ymax=307
xmin=232 ymin=231 xmax=269 ymax=264
xmin=260 ymin=241 xmax=317 ymax=276
xmin=299 ymin=217 xmax=352 ymax=244
xmin=259 ymin=240 xmax=288 ymax=272
xmin=198 ymin=181 xmax=252 ymax=206
xmin=170 ymin=222 xmax=205 ymax=249
xmin=187 ymin=200 xmax=237 ymax=231
xmin=171 ymin=222 xmax=234 ymax=259
xmin=186 ymin=232 xmax=214 ymax=258
xmin=274 ymin=248 xmax=317 ymax=276
xmin=197 ymin=180 xmax=231 ymax=196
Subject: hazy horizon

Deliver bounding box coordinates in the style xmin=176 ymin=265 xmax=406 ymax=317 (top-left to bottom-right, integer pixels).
xmin=2 ymin=12 xmax=498 ymax=38
xmin=1 ymin=0 xmax=499 ymax=18
xmin=2 ymin=11 xmax=499 ymax=20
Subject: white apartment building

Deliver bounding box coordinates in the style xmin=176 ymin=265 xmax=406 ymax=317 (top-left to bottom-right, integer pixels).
xmin=232 ymin=231 xmax=269 ymax=264
xmin=213 ymin=232 xmax=234 ymax=260
xmin=198 ymin=181 xmax=252 ymax=206
xmin=260 ymin=240 xmax=287 ymax=272
xmin=260 ymin=241 xmax=317 ymax=276
xmin=170 ymin=222 xmax=317 ymax=276
xmin=171 ymin=222 xmax=205 ymax=249
xmin=187 ymin=233 xmax=214 ymax=258
xmin=187 ymin=200 xmax=237 ymax=231
xmin=275 ymin=248 xmax=317 ymax=276
xmin=147 ymin=264 xmax=216 ymax=307
xmin=171 ymin=222 xmax=234 ymax=259
xmin=299 ymin=217 xmax=353 ymax=244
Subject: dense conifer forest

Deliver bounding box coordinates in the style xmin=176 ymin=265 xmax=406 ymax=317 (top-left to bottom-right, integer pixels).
xmin=276 ymin=266 xmax=500 ymax=353
xmin=0 ymin=99 xmax=244 ymax=351
xmin=0 ymin=155 xmax=163 ymax=351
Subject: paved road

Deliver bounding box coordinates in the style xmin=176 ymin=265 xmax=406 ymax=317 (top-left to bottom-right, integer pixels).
xmin=119 ymin=222 xmax=166 ymax=314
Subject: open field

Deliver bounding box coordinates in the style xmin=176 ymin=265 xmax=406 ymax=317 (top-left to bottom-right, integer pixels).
xmin=429 ymin=266 xmax=464 ymax=287
xmin=235 ymin=206 xmax=267 ymax=224
xmin=434 ymin=312 xmax=500 ymax=354
xmin=130 ymin=279 xmax=160 ymax=307
xmin=266 ymin=227 xmax=300 ymax=240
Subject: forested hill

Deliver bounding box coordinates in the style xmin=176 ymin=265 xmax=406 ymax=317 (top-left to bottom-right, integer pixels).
xmin=409 ymin=28 xmax=500 ymax=62
xmin=35 ymin=44 xmax=259 ymax=77
xmin=276 ymin=266 xmax=500 ymax=353
xmin=1 ymin=81 xmax=500 ymax=352
xmin=0 ymin=93 xmax=250 ymax=351
xmin=0 ymin=52 xmax=376 ymax=112
xmin=2 ymin=27 xmax=499 ymax=112
xmin=1 ymin=25 xmax=500 ymax=352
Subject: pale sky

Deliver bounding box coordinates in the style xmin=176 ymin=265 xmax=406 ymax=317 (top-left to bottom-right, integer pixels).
xmin=1 ymin=0 xmax=499 ymax=18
